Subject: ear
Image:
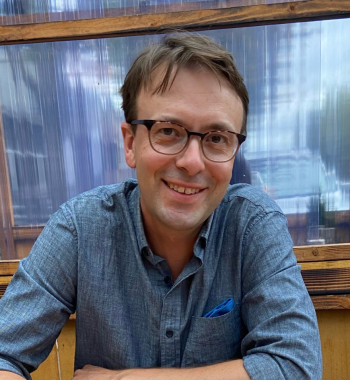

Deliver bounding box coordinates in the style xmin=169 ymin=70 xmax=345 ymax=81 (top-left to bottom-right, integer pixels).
xmin=121 ymin=122 xmax=136 ymax=168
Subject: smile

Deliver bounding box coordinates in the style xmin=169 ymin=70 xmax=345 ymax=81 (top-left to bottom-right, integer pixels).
xmin=166 ymin=182 xmax=201 ymax=194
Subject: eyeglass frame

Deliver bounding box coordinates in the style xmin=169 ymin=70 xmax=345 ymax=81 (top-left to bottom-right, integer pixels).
xmin=128 ymin=119 xmax=246 ymax=163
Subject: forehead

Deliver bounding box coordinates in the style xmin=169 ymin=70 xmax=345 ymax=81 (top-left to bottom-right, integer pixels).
xmin=137 ymin=65 xmax=244 ymax=131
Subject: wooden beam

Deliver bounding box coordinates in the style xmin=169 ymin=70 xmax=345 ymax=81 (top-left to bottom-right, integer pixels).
xmin=0 ymin=108 xmax=15 ymax=259
xmin=0 ymin=260 xmax=19 ymax=275
xmin=300 ymin=260 xmax=350 ymax=295
xmin=312 ymin=295 xmax=350 ymax=310
xmin=294 ymin=243 xmax=350 ymax=262
xmin=0 ymin=107 xmax=8 ymax=259
xmin=0 ymin=0 xmax=350 ymax=45
xmin=300 ymin=259 xmax=350 ymax=270
xmin=13 ymin=226 xmax=44 ymax=240
xmin=0 ymin=275 xmax=13 ymax=284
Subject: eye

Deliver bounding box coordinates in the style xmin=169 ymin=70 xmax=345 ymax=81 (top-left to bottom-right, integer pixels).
xmin=159 ymin=128 xmax=177 ymax=136
xmin=207 ymin=133 xmax=227 ymax=144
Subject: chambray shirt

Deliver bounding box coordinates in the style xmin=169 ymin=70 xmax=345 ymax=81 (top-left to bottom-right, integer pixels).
xmin=0 ymin=180 xmax=322 ymax=379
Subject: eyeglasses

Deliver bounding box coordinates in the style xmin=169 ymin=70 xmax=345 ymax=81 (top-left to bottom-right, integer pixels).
xmin=129 ymin=120 xmax=246 ymax=163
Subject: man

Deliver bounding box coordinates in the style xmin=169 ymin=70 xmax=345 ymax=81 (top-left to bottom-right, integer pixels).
xmin=0 ymin=33 xmax=322 ymax=380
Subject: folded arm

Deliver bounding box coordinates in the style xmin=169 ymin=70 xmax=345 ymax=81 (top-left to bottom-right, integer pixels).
xmin=0 ymin=371 xmax=24 ymax=379
xmin=72 ymin=361 xmax=250 ymax=380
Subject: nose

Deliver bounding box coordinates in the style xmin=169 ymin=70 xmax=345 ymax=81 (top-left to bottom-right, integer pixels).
xmin=175 ymin=136 xmax=206 ymax=176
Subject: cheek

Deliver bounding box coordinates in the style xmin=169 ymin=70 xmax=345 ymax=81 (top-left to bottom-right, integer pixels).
xmin=210 ymin=162 xmax=233 ymax=187
xmin=137 ymin=148 xmax=171 ymax=176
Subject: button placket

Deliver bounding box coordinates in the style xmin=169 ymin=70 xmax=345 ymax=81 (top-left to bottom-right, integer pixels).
xmin=164 ymin=276 xmax=171 ymax=284
xmin=166 ymin=330 xmax=173 ymax=338
xmin=159 ymin=286 xmax=181 ymax=367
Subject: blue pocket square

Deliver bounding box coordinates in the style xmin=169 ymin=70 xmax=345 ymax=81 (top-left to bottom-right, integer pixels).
xmin=203 ymin=298 xmax=234 ymax=318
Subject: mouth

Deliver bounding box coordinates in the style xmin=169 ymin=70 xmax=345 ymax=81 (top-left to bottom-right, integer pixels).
xmin=165 ymin=181 xmax=202 ymax=195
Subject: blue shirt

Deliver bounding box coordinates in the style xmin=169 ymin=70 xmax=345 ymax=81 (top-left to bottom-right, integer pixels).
xmin=0 ymin=180 xmax=322 ymax=379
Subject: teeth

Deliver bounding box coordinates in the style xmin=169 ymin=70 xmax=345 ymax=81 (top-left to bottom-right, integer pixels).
xmin=167 ymin=182 xmax=200 ymax=194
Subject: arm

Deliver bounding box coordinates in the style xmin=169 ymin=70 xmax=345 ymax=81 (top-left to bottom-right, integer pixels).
xmin=0 ymin=371 xmax=24 ymax=379
xmin=72 ymin=361 xmax=250 ymax=380
xmin=239 ymin=209 xmax=322 ymax=379
xmin=0 ymin=208 xmax=77 ymax=378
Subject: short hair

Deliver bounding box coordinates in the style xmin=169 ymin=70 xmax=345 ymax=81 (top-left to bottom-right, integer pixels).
xmin=120 ymin=32 xmax=249 ymax=135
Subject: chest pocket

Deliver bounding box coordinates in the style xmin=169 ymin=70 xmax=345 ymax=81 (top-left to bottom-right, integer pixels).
xmin=182 ymin=304 xmax=242 ymax=367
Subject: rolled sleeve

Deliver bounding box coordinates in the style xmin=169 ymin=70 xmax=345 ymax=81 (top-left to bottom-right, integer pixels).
xmin=0 ymin=357 xmax=27 ymax=379
xmin=240 ymin=211 xmax=322 ymax=380
xmin=0 ymin=206 xmax=77 ymax=378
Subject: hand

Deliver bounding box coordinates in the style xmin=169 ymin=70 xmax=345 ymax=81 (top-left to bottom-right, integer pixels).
xmin=72 ymin=365 xmax=177 ymax=380
xmin=72 ymin=365 xmax=149 ymax=380
xmin=72 ymin=365 xmax=122 ymax=380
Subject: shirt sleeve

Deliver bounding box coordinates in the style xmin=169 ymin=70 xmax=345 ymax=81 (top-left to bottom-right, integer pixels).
xmin=240 ymin=210 xmax=323 ymax=380
xmin=0 ymin=206 xmax=77 ymax=379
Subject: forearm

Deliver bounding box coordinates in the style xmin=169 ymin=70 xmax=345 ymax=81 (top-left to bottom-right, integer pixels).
xmin=73 ymin=360 xmax=251 ymax=380
xmin=0 ymin=371 xmax=24 ymax=380
xmin=126 ymin=360 xmax=250 ymax=380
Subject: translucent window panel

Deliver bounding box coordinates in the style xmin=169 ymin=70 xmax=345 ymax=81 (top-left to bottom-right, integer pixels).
xmin=0 ymin=19 xmax=349 ymax=258
xmin=202 ymin=21 xmax=350 ymax=246
xmin=0 ymin=0 xmax=299 ymax=25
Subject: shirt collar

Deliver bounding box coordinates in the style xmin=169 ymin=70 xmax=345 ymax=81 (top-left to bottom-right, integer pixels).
xmin=128 ymin=184 xmax=149 ymax=253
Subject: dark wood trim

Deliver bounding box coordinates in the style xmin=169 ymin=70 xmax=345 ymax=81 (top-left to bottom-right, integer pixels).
xmin=311 ymin=294 xmax=350 ymax=310
xmin=0 ymin=0 xmax=350 ymax=45
xmin=0 ymin=109 xmax=15 ymax=260
xmin=300 ymin=260 xmax=350 ymax=295
xmin=0 ymin=261 xmax=19 ymax=298
xmin=13 ymin=226 xmax=44 ymax=240
xmin=0 ymin=207 xmax=6 ymax=260
xmin=294 ymin=244 xmax=350 ymax=262
xmin=0 ymin=108 xmax=8 ymax=259
xmin=0 ymin=260 xmax=19 ymax=275
xmin=300 ymin=259 xmax=350 ymax=271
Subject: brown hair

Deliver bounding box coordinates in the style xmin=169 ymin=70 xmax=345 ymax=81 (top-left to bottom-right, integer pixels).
xmin=120 ymin=32 xmax=249 ymax=135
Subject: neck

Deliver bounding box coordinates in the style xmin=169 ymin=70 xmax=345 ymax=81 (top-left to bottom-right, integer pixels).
xmin=143 ymin=218 xmax=202 ymax=281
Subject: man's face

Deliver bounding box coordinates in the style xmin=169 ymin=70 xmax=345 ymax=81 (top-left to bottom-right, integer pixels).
xmin=122 ymin=66 xmax=244 ymax=235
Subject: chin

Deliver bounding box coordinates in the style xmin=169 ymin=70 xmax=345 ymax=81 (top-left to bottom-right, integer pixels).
xmin=161 ymin=211 xmax=207 ymax=232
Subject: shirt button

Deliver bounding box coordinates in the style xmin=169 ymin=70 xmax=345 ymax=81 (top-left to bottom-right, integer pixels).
xmin=164 ymin=276 xmax=171 ymax=284
xmin=166 ymin=330 xmax=173 ymax=338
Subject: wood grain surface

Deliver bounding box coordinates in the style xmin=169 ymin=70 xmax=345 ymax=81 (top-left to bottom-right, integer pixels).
xmin=0 ymin=0 xmax=350 ymax=45
xmin=0 ymin=110 xmax=15 ymax=259
xmin=0 ymin=260 xmax=19 ymax=275
xmin=12 ymin=226 xmax=44 ymax=240
xmin=294 ymin=243 xmax=350 ymax=262
xmin=312 ymin=294 xmax=350 ymax=310
xmin=317 ymin=309 xmax=350 ymax=380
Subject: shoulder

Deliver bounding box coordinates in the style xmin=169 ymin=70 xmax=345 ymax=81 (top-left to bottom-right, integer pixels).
xmin=211 ymin=184 xmax=288 ymax=248
xmin=58 ymin=179 xmax=138 ymax=219
xmin=221 ymin=183 xmax=284 ymax=215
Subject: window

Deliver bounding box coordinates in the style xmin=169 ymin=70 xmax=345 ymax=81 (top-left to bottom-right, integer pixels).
xmin=0 ymin=1 xmax=349 ymax=261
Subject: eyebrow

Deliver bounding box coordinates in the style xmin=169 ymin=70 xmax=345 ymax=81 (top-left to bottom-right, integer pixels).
xmin=158 ymin=116 xmax=237 ymax=133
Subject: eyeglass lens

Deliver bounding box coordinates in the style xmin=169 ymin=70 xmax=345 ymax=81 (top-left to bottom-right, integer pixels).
xmin=149 ymin=122 xmax=239 ymax=162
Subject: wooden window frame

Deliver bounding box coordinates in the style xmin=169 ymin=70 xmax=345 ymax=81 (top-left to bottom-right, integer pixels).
xmin=0 ymin=0 xmax=350 ymax=309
